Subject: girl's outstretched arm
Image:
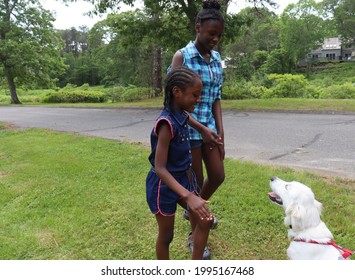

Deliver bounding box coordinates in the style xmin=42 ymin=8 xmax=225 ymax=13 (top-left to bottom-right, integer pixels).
xmin=187 ymin=113 xmax=223 ymax=147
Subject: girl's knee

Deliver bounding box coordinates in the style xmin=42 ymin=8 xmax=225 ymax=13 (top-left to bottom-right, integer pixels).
xmin=197 ymin=217 xmax=213 ymax=230
xmin=217 ymin=172 xmax=225 ymax=186
xmin=210 ymin=172 xmax=225 ymax=187
xmin=158 ymin=229 xmax=174 ymax=245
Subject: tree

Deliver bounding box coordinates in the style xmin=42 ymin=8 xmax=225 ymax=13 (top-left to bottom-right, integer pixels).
xmin=323 ymin=0 xmax=355 ymax=41
xmin=0 ymin=0 xmax=66 ymax=104
xmin=279 ymin=0 xmax=329 ymax=66
xmin=88 ymin=7 xmax=191 ymax=92
xmin=64 ymin=0 xmax=278 ymax=91
xmin=261 ymin=48 xmax=294 ymax=74
xmin=224 ymin=7 xmax=280 ymax=55
xmin=70 ymin=0 xmax=277 ymax=39
xmin=88 ymin=11 xmax=155 ymax=87
xmin=59 ymin=26 xmax=101 ymax=86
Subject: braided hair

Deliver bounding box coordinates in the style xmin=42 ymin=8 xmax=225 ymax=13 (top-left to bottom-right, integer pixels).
xmin=164 ymin=66 xmax=200 ymax=111
xmin=196 ymin=0 xmax=225 ymax=25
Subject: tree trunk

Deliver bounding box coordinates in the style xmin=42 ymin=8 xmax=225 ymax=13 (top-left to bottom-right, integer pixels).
xmin=152 ymin=44 xmax=162 ymax=97
xmin=4 ymin=66 xmax=21 ymax=104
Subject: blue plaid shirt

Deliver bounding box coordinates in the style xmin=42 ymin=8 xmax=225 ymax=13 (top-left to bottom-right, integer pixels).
xmin=171 ymin=41 xmax=223 ymax=140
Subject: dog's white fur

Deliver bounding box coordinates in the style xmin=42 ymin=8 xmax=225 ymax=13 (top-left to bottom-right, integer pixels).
xmin=269 ymin=177 xmax=345 ymax=260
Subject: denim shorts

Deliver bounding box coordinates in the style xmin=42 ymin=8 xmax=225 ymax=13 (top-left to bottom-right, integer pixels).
xmin=190 ymin=140 xmax=204 ymax=149
xmin=146 ymin=168 xmax=199 ymax=216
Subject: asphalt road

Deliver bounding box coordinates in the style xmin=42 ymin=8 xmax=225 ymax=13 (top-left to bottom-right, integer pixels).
xmin=1 ymin=106 xmax=355 ymax=180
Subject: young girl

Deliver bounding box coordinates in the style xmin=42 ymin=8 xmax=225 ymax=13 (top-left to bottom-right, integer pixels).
xmin=146 ymin=66 xmax=213 ymax=260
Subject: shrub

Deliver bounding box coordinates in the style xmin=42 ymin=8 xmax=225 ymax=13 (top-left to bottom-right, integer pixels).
xmin=42 ymin=89 xmax=107 ymax=103
xmin=103 ymin=86 xmax=126 ymax=102
xmin=319 ymin=83 xmax=355 ymax=99
xmin=266 ymin=74 xmax=308 ymax=98
xmin=304 ymin=85 xmax=323 ymax=99
xmin=103 ymin=86 xmax=155 ymax=102
xmin=120 ymin=86 xmax=155 ymax=102
xmin=79 ymin=83 xmax=90 ymax=91
xmin=222 ymin=82 xmax=266 ymax=99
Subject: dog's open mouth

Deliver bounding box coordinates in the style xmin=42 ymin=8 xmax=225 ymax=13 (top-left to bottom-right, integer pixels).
xmin=268 ymin=192 xmax=283 ymax=205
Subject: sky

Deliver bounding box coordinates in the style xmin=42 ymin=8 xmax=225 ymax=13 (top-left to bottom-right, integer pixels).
xmin=41 ymin=0 xmax=301 ymax=30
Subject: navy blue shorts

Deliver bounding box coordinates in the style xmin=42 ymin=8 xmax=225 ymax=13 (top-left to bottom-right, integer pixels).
xmin=190 ymin=140 xmax=204 ymax=149
xmin=146 ymin=169 xmax=199 ymax=216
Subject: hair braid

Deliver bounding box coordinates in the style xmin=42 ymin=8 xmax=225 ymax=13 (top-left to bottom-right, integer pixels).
xmin=164 ymin=66 xmax=200 ymax=111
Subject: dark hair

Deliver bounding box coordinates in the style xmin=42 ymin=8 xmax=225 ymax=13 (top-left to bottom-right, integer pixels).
xmin=196 ymin=0 xmax=225 ymax=25
xmin=164 ymin=66 xmax=200 ymax=111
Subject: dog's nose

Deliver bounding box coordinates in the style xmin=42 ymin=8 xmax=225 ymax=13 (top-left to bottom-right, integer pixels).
xmin=270 ymin=176 xmax=277 ymax=181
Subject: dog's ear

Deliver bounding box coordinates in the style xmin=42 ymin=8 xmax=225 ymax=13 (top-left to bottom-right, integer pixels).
xmin=303 ymin=199 xmax=322 ymax=228
xmin=285 ymin=203 xmax=306 ymax=232
xmin=314 ymin=199 xmax=323 ymax=215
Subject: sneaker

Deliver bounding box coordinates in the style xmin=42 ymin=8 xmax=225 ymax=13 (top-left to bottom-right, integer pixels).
xmin=210 ymin=215 xmax=218 ymax=229
xmin=183 ymin=209 xmax=190 ymax=220
xmin=183 ymin=210 xmax=218 ymax=229
xmin=187 ymin=232 xmax=211 ymax=260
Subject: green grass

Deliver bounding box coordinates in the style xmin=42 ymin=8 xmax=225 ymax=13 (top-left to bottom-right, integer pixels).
xmin=3 ymin=97 xmax=355 ymax=113
xmin=0 ymin=127 xmax=354 ymax=260
xmin=221 ymin=98 xmax=355 ymax=112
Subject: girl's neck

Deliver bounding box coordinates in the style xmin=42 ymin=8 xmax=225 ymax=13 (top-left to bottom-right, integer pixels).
xmin=170 ymin=103 xmax=183 ymax=114
xmin=194 ymin=40 xmax=210 ymax=56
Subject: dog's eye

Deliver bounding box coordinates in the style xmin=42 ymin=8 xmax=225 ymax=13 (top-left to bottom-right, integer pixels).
xmin=285 ymin=184 xmax=289 ymax=190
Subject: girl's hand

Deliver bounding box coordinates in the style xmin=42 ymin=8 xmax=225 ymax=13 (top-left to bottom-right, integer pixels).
xmin=185 ymin=193 xmax=212 ymax=221
xmin=201 ymin=127 xmax=223 ymax=147
xmin=217 ymin=137 xmax=225 ymax=160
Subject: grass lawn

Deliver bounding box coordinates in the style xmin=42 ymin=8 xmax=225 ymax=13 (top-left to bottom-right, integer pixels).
xmin=0 ymin=126 xmax=354 ymax=260
xmin=3 ymin=98 xmax=355 ymax=114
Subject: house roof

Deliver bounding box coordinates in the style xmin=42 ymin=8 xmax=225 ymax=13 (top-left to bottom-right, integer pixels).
xmin=322 ymin=37 xmax=341 ymax=50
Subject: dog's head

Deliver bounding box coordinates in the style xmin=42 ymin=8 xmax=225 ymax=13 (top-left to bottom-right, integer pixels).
xmin=269 ymin=177 xmax=323 ymax=233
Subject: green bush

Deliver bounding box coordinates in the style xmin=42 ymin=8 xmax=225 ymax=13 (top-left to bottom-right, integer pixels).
xmin=266 ymin=74 xmax=308 ymax=98
xmin=304 ymin=85 xmax=322 ymax=99
xmin=103 ymin=86 xmax=126 ymax=102
xmin=222 ymin=85 xmax=245 ymax=100
xmin=223 ymin=81 xmax=274 ymax=100
xmin=223 ymin=82 xmax=253 ymax=100
xmin=103 ymin=86 xmax=155 ymax=102
xmin=120 ymin=86 xmax=155 ymax=102
xmin=320 ymin=83 xmax=355 ymax=99
xmin=42 ymin=89 xmax=107 ymax=103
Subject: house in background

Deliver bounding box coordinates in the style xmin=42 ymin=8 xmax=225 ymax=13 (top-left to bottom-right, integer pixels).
xmin=307 ymin=37 xmax=355 ymax=63
xmin=341 ymin=40 xmax=355 ymax=60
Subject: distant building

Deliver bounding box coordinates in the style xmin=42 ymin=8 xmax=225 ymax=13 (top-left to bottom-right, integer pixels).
xmin=307 ymin=37 xmax=355 ymax=62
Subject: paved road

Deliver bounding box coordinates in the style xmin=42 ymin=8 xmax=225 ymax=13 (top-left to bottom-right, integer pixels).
xmin=1 ymin=106 xmax=355 ymax=180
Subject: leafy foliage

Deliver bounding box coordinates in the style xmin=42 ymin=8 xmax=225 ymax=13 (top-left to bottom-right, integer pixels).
xmin=323 ymin=0 xmax=355 ymax=41
xmin=42 ymin=84 xmax=106 ymax=103
xmin=261 ymin=48 xmax=295 ymax=74
xmin=320 ymin=83 xmax=355 ymax=99
xmin=104 ymin=85 xmax=156 ymax=102
xmin=279 ymin=0 xmax=332 ymax=65
xmin=0 ymin=0 xmax=67 ymax=103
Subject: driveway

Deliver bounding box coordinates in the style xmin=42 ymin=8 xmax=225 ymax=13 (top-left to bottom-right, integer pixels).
xmin=1 ymin=106 xmax=355 ymax=180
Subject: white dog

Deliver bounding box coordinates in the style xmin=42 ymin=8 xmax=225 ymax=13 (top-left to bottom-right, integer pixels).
xmin=268 ymin=176 xmax=353 ymax=260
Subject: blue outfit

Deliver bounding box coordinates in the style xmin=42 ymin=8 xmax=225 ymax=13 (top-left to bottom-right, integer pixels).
xmin=170 ymin=41 xmax=224 ymax=141
xmin=146 ymin=108 xmax=198 ymax=216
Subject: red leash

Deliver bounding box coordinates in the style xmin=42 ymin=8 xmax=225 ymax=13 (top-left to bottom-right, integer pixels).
xmin=294 ymin=239 xmax=354 ymax=259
